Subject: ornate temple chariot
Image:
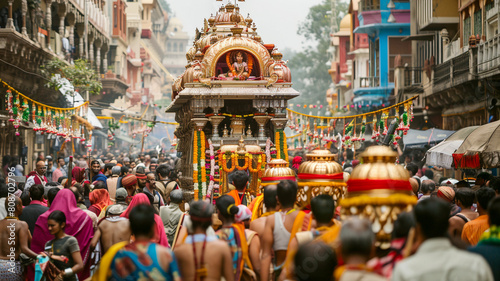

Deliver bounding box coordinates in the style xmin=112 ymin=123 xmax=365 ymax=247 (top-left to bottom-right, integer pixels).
xmin=166 ymin=0 xmax=299 ymax=200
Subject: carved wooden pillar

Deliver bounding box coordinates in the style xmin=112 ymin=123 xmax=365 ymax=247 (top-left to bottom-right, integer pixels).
xmin=59 ymin=15 xmax=65 ymax=36
xmin=95 ymin=38 xmax=102 ymax=73
xmin=66 ymin=13 xmax=76 ymax=48
xmin=103 ymin=50 xmax=108 ymax=71
xmin=21 ymin=0 xmax=27 ymax=36
xmin=6 ymin=0 xmax=14 ymax=29
xmin=89 ymin=37 xmax=95 ymax=66
xmin=45 ymin=0 xmax=52 ymax=48
xmin=96 ymin=46 xmax=101 ymax=73
xmin=76 ymin=23 xmax=84 ymax=58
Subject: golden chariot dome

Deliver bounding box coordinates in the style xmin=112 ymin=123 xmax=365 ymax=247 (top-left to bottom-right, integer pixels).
xmin=261 ymin=158 xmax=296 ymax=190
xmin=170 ymin=0 xmax=293 ymax=99
xmin=296 ymin=150 xmax=347 ymax=208
xmin=339 ymin=145 xmax=417 ymax=249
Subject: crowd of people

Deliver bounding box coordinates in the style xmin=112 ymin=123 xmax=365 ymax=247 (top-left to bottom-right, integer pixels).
xmin=0 ymin=148 xmax=498 ymax=281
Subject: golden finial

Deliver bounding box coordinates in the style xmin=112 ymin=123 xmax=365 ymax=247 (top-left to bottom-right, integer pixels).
xmin=237 ymin=135 xmax=246 ymax=153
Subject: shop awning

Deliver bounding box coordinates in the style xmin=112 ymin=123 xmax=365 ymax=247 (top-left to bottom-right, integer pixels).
xmin=58 ymin=77 xmax=103 ymax=129
xmin=92 ymin=129 xmax=108 ymax=138
xmin=115 ymin=133 xmax=139 ymax=144
xmin=402 ymin=34 xmax=435 ymax=41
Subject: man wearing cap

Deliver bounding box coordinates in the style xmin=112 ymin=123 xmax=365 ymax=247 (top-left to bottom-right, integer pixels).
xmin=121 ymin=174 xmax=138 ymax=204
xmin=123 ymin=157 xmax=131 ymax=168
xmin=135 ymin=166 xmax=148 ymax=192
xmin=91 ymin=160 xmax=107 ymax=188
xmin=437 ymin=186 xmax=461 ymax=217
xmin=90 ymin=201 xmax=131 ymax=255
xmin=106 ymin=166 xmax=121 ymax=202
xmin=106 ymin=187 xmax=128 ymax=217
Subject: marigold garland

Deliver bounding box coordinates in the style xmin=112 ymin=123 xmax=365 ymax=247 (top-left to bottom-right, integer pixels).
xmin=248 ymin=154 xmax=262 ymax=173
xmin=221 ymin=154 xmax=237 ymax=173
xmin=236 ymin=154 xmax=249 ymax=170
xmin=200 ymin=131 xmax=207 ymax=200
xmin=275 ymin=131 xmax=281 ymax=159
xmin=283 ymin=131 xmax=289 ymax=163
xmin=192 ymin=130 xmax=207 ymax=200
xmin=193 ymin=131 xmax=198 ymax=185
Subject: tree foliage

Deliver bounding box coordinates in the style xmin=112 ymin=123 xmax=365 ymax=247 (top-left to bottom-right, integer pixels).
xmin=288 ymin=0 xmax=349 ymax=111
xmin=41 ymin=58 xmax=103 ymax=96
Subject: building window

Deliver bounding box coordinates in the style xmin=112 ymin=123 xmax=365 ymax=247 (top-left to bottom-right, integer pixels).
xmin=179 ymin=43 xmax=183 ymax=52
xmin=360 ymin=0 xmax=380 ymax=11
xmin=388 ymin=37 xmax=411 ymax=83
xmin=474 ymin=10 xmax=482 ymax=36
xmin=486 ymin=0 xmax=494 ymax=11
xmin=464 ymin=16 xmax=471 ymax=46
xmin=167 ymin=42 xmax=171 ymax=51
xmin=173 ymin=42 xmax=177 ymax=52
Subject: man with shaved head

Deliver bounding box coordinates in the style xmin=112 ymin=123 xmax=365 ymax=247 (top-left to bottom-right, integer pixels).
xmin=0 ymin=195 xmax=39 ymax=280
xmin=338 ymin=217 xmax=385 ymax=281
xmin=250 ymin=184 xmax=278 ymax=238
xmin=25 ymin=160 xmax=48 ymax=190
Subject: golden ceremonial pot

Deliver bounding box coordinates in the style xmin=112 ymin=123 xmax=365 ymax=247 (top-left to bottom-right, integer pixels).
xmin=260 ymin=158 xmax=296 ymax=191
xmin=296 ymin=150 xmax=347 ymax=208
xmin=339 ymin=146 xmax=417 ymax=249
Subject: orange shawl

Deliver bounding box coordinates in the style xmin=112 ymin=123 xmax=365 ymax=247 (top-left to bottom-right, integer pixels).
xmin=89 ymin=189 xmax=113 ymax=214
xmin=227 ymin=189 xmax=243 ymax=206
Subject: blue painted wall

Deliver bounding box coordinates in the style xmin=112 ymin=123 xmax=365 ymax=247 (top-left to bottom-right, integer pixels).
xmin=354 ymin=0 xmax=410 ymax=106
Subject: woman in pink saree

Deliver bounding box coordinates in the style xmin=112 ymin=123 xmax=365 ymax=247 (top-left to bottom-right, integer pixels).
xmin=31 ymin=189 xmax=94 ymax=280
xmin=121 ymin=193 xmax=170 ymax=247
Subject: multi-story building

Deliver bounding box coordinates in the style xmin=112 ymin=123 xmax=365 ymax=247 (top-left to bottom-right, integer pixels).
xmin=394 ymin=0 xmax=500 ymax=130
xmin=329 ymin=14 xmax=353 ymax=111
xmin=0 ymin=0 xmax=180 ymax=167
xmin=352 ymin=0 xmax=411 ymax=109
xmin=164 ymin=17 xmax=189 ymax=78
xmin=0 ymin=0 xmax=110 ymax=168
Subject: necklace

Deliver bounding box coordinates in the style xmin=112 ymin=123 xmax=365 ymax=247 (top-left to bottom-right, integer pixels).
xmin=238 ymin=189 xmax=249 ymax=205
xmin=315 ymin=226 xmax=332 ymax=232
xmin=261 ymin=211 xmax=276 ymax=218
xmin=192 ymin=235 xmax=208 ymax=281
xmin=280 ymin=208 xmax=295 ymax=224
xmin=4 ymin=216 xmax=18 ymax=220
xmin=280 ymin=208 xmax=295 ymax=215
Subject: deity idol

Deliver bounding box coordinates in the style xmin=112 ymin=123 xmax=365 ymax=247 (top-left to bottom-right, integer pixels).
xmin=219 ymin=51 xmax=251 ymax=80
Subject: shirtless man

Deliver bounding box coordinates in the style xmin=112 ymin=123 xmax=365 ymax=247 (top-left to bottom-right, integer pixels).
xmin=174 ymin=201 xmax=234 ymax=281
xmin=90 ymin=205 xmax=131 ymax=255
xmin=0 ymin=196 xmax=38 ymax=280
xmin=449 ymin=188 xmax=479 ymax=239
xmin=280 ymin=195 xmax=341 ymax=280
xmin=261 ymin=180 xmax=302 ymax=281
xmin=250 ymin=184 xmax=278 ymax=238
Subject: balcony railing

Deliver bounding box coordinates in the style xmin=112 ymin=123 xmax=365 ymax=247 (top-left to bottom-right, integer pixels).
xmin=71 ymin=0 xmax=109 ymax=36
xmin=403 ymin=67 xmax=422 ymax=87
xmin=478 ymin=35 xmax=500 ymax=73
xmin=358 ymin=77 xmax=380 ymax=88
xmin=433 ymin=50 xmax=475 ymax=93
